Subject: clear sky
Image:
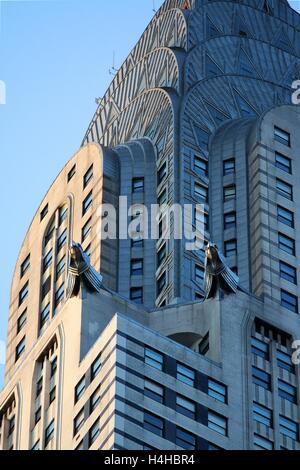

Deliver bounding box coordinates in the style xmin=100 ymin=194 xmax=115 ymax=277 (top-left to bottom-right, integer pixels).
xmin=0 ymin=0 xmax=299 ymax=390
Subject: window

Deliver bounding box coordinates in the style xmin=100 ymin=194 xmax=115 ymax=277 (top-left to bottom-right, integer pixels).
xmin=74 ymin=409 xmax=85 ymax=436
xmin=75 ymin=376 xmax=86 ymax=403
xmin=278 ymin=379 xmax=297 ymax=403
xmin=145 ymin=348 xmax=163 ymax=371
xmin=224 ymin=212 xmax=236 ymax=230
xmin=43 ymin=249 xmax=53 ymax=273
xmin=223 ymin=159 xmax=235 ymax=176
xmin=199 ymin=332 xmax=209 ymax=356
xmin=157 ymin=162 xmax=167 ymax=185
xmin=19 ymin=282 xmax=29 ymax=306
xmin=36 ymin=377 xmax=43 ymax=398
xmin=40 ymin=303 xmax=50 ymax=329
xmin=208 ymin=411 xmax=228 ymax=436
xmin=56 ymin=256 xmax=66 ymax=280
xmin=132 ymin=177 xmax=144 ymax=194
xmin=82 ymin=191 xmax=93 ymax=216
xmin=194 ymin=156 xmax=208 ymax=177
xmin=131 ymin=237 xmax=143 ymax=248
xmin=157 ymin=272 xmax=167 ymax=296
xmin=208 ymin=379 xmax=227 ymax=403
xmin=254 ymin=434 xmax=273 ymax=450
xmin=157 ymin=243 xmax=167 ymax=268
xmin=280 ymin=261 xmax=297 ymax=284
xmin=15 ymin=337 xmax=25 ymax=362
xmin=144 ymin=380 xmax=164 ymax=404
xmin=175 ymin=427 xmax=196 ymax=450
xmin=158 ymin=189 xmax=167 ymax=206
xmin=21 ymin=255 xmax=30 ymax=278
xmin=224 ymin=185 xmax=236 ymax=202
xmin=281 ymin=290 xmax=298 ymax=313
xmin=49 ymin=386 xmax=56 ymax=403
xmin=91 ymin=354 xmax=101 ymax=380
xmin=277 ymin=350 xmax=294 ymax=373
xmin=59 ymin=205 xmax=68 ymax=226
xmin=278 ymin=206 xmax=294 ymax=228
xmin=44 ymin=419 xmax=55 ymax=447
xmin=40 ymin=204 xmax=49 ymax=222
xmin=176 ymin=363 xmax=195 ymax=387
xmin=31 ymin=440 xmax=40 ymax=451
xmin=252 ymin=367 xmax=271 ymax=391
xmin=195 ymin=265 xmax=204 ymax=286
xmin=225 ymin=239 xmax=237 ymax=257
xmin=176 ymin=395 xmax=196 ymax=419
xmin=276 ymin=152 xmax=292 ymax=174
xmin=51 ymin=357 xmax=57 ymax=377
xmin=68 ymin=164 xmax=76 ymax=182
xmin=84 ymin=165 xmax=93 ymax=188
xmin=251 ymin=337 xmax=269 ymax=360
xmin=35 ymin=406 xmax=41 ymax=425
xmin=89 ymin=420 xmax=100 ymax=446
xmin=274 ymin=126 xmax=290 ymax=147
xmin=131 ymin=259 xmax=143 ymax=276
xmin=82 ymin=218 xmax=92 ymax=242
xmin=253 ymin=403 xmax=272 ymax=427
xmin=45 ymin=220 xmax=55 ymax=246
xmin=279 ymin=233 xmax=295 ymax=256
xmin=8 ymin=416 xmax=15 ymax=436
xmin=55 ymin=283 xmax=64 ymax=308
xmin=276 ymin=179 xmax=293 ymax=201
xmin=17 ymin=310 xmax=27 ymax=333
xmin=279 ymin=415 xmax=298 ymax=441
xmin=41 ymin=276 xmax=51 ymax=300
xmin=130 ymin=287 xmax=143 ymax=304
xmin=144 ymin=412 xmax=164 ymax=437
xmin=57 ymin=229 xmax=67 ymax=252
xmin=195 ymin=183 xmax=208 ymax=203
xmin=90 ymin=386 xmax=101 ymax=413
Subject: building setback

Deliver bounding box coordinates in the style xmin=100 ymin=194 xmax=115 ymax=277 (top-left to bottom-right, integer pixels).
xmin=1 ymin=0 xmax=300 ymax=451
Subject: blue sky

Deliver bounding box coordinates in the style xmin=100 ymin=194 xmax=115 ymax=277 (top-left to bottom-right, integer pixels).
xmin=0 ymin=0 xmax=299 ymax=390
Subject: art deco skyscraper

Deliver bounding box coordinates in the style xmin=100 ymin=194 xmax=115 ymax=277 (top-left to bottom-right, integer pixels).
xmin=1 ymin=0 xmax=300 ymax=451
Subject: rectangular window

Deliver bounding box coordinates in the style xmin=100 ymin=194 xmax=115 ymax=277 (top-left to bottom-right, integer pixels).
xmin=40 ymin=303 xmax=50 ymax=329
xmin=74 ymin=409 xmax=85 ymax=436
xmin=175 ymin=427 xmax=196 ymax=450
xmin=89 ymin=420 xmax=100 ymax=447
xmin=275 ymin=152 xmax=292 ymax=174
xmin=225 ymin=239 xmax=237 ymax=257
xmin=279 ymin=415 xmax=298 ymax=441
xmin=55 ymin=283 xmax=64 ymax=308
xmin=199 ymin=332 xmax=209 ymax=356
xmin=75 ymin=376 xmax=86 ymax=403
xmin=274 ymin=126 xmax=290 ymax=147
xmin=157 ymin=243 xmax=167 ymax=268
xmin=281 ymin=290 xmax=298 ymax=313
xmin=176 ymin=363 xmax=195 ymax=387
xmin=144 ymin=412 xmax=164 ymax=437
xmin=194 ymin=156 xmax=208 ymax=177
xmin=280 ymin=261 xmax=297 ymax=284
xmin=144 ymin=380 xmax=164 ymax=404
xmin=278 ymin=233 xmax=295 ymax=256
xmin=57 ymin=229 xmax=67 ymax=252
xmin=43 ymin=249 xmax=53 ymax=273
xmin=36 ymin=377 xmax=43 ymax=398
xmin=276 ymin=178 xmax=293 ymax=201
xmin=21 ymin=255 xmax=30 ymax=278
xmin=56 ymin=256 xmax=66 ymax=280
xmin=41 ymin=276 xmax=51 ymax=300
xmin=277 ymin=350 xmax=294 ymax=373
xmin=130 ymin=287 xmax=143 ymax=304
xmin=90 ymin=386 xmax=101 ymax=413
xmin=224 ymin=185 xmax=236 ymax=202
xmin=19 ymin=282 xmax=29 ymax=306
xmin=252 ymin=366 xmax=271 ymax=391
xmin=8 ymin=416 xmax=15 ymax=436
xmin=40 ymin=204 xmax=49 ymax=222
xmin=195 ymin=265 xmax=204 ymax=286
xmin=82 ymin=191 xmax=93 ymax=216
xmin=91 ymin=354 xmax=101 ymax=380
xmin=208 ymin=379 xmax=227 ymax=403
xmin=223 ymin=159 xmax=235 ymax=176
xmin=51 ymin=357 xmax=57 ymax=377
xmin=254 ymin=434 xmax=273 ymax=450
xmin=224 ymin=212 xmax=236 ymax=230
xmin=59 ymin=205 xmax=68 ymax=226
xmin=82 ymin=218 xmax=92 ymax=242
xmin=49 ymin=386 xmax=56 ymax=404
xmin=15 ymin=337 xmax=25 ymax=362
xmin=157 ymin=271 xmax=167 ymax=296
xmin=158 ymin=189 xmax=167 ymax=206
xmin=45 ymin=419 xmax=55 ymax=447
xmin=157 ymin=162 xmax=167 ymax=185
xmin=195 ymin=183 xmax=208 ymax=203
xmin=68 ymin=164 xmax=76 ymax=182
xmin=31 ymin=440 xmax=40 ymax=451
xmin=277 ymin=206 xmax=294 ymax=228
xmin=278 ymin=379 xmax=297 ymax=403
xmin=253 ymin=402 xmax=272 ymax=427
xmin=17 ymin=310 xmax=27 ymax=333
xmin=144 ymin=348 xmax=163 ymax=371
xmin=83 ymin=165 xmax=93 ymax=188
xmin=176 ymin=395 xmax=196 ymax=419
xmin=132 ymin=177 xmax=144 ymax=194
xmin=131 ymin=259 xmax=143 ymax=276
xmin=251 ymin=337 xmax=269 ymax=360
xmin=208 ymin=411 xmax=228 ymax=436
